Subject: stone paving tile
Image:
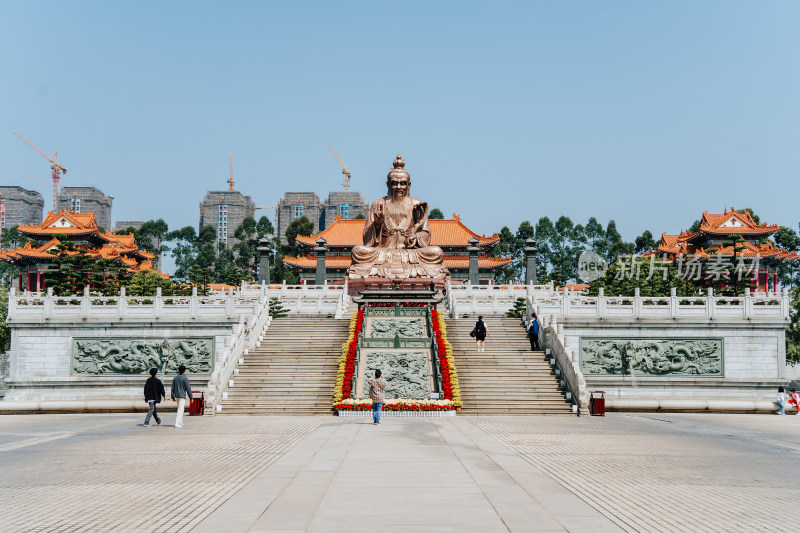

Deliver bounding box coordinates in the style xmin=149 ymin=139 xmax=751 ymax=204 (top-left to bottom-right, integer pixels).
xmin=0 ymin=414 xmax=321 ymax=533
xmin=472 ymin=413 xmax=800 ymax=533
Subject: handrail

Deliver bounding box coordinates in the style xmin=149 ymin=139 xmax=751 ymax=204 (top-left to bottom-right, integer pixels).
xmin=206 ymin=292 xmax=271 ymax=413
xmin=542 ymin=314 xmax=586 ymax=415
xmin=351 ymin=305 xmax=368 ymax=398
xmin=427 ymin=306 xmax=444 ymax=395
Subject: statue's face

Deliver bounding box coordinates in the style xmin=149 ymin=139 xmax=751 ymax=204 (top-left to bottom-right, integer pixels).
xmin=387 ymin=175 xmax=410 ymax=199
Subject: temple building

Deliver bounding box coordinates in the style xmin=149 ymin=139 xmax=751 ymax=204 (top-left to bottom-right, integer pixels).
xmin=644 ymin=208 xmax=798 ymax=292
xmin=0 ymin=209 xmax=156 ymax=291
xmin=284 ymin=214 xmax=511 ymax=284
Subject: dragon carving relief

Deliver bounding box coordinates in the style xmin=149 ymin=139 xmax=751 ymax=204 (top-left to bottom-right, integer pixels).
xmin=580 ymin=338 xmax=722 ymax=376
xmin=72 ymin=338 xmax=214 ymax=375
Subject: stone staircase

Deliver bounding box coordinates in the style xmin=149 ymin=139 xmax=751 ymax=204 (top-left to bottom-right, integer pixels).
xmin=218 ymin=316 xmax=350 ymax=415
xmin=446 ymin=316 xmax=574 ymax=415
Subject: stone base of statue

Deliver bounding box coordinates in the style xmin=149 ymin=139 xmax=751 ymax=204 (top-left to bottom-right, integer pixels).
xmin=347 ymin=277 xmax=448 ymax=296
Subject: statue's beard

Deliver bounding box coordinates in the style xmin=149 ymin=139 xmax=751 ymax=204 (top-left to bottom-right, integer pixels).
xmin=391 ymin=189 xmax=407 ymax=200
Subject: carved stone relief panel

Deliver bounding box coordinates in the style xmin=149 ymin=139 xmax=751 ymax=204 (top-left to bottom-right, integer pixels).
xmin=368 ymin=318 xmax=426 ymax=339
xmin=71 ymin=337 xmax=214 ymax=375
xmin=580 ymin=338 xmax=723 ymax=376
xmin=362 ymin=351 xmax=430 ymax=399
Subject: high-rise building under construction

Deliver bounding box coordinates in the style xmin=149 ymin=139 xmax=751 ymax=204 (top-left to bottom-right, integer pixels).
xmin=0 ymin=186 xmax=45 ymax=231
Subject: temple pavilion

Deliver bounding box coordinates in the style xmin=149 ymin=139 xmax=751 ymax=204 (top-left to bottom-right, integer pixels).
xmin=285 ymin=214 xmax=512 ymax=284
xmin=644 ymin=208 xmax=798 ymax=292
xmin=0 ymin=209 xmax=156 ymax=291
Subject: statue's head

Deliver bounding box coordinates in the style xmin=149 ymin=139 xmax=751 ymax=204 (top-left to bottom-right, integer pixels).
xmin=386 ymin=154 xmax=410 ymax=199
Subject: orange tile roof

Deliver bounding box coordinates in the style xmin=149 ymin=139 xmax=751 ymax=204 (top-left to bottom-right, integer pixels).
xmin=645 ymin=208 xmax=795 ymax=262
xmin=19 ymin=209 xmax=99 ymax=236
xmin=2 ymin=209 xmax=158 ymax=272
xmin=295 ymin=214 xmax=500 ymax=248
xmin=208 ymin=283 xmax=239 ymax=291
xmin=283 ymin=255 xmax=511 ymax=269
xmin=559 ymin=284 xmax=590 ymax=292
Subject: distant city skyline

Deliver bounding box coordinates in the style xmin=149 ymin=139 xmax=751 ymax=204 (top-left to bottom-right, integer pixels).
xmin=2 ymin=1 xmax=798 ymax=274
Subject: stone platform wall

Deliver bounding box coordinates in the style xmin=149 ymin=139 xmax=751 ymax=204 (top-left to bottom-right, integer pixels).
xmin=1 ymin=288 xmax=268 ymax=411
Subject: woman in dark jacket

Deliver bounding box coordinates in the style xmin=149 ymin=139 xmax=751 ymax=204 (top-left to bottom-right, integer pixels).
xmin=474 ymin=315 xmax=490 ymax=352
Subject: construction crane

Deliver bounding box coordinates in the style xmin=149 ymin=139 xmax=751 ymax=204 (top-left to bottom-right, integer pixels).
xmin=228 ymin=154 xmax=234 ymax=192
xmin=328 ymin=144 xmax=351 ymax=192
xmin=13 ymin=131 xmax=67 ymax=211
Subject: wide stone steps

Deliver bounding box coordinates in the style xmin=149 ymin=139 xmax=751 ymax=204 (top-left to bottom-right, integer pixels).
xmin=445 ymin=316 xmax=573 ymax=416
xmin=218 ymin=317 xmax=350 ymax=415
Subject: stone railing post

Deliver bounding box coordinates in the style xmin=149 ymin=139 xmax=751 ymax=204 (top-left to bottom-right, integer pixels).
xmin=118 ymin=287 xmax=127 ymax=319
xmin=782 ymin=287 xmax=791 ymax=320
xmin=281 ymin=280 xmax=287 ymax=296
xmin=561 ymin=287 xmax=570 ymax=317
xmin=670 ymin=287 xmax=677 ymax=319
xmin=43 ymin=287 xmax=54 ymax=319
xmin=598 ymin=287 xmax=605 ymax=318
xmin=744 ymin=287 xmax=752 ymax=320
xmin=155 ymin=287 xmax=163 ymax=319
xmin=707 ymin=287 xmax=715 ymax=319
xmin=634 ymin=287 xmax=641 ymax=319
xmin=190 ymin=286 xmax=198 ymax=318
xmin=80 ymin=285 xmax=90 ymax=319
xmin=226 ymin=288 xmax=235 ymax=318
xmin=7 ymin=287 xmax=16 ymax=320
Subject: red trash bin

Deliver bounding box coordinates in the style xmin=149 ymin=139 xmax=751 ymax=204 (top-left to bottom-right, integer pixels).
xmin=590 ymin=391 xmax=605 ymax=416
xmin=189 ymin=391 xmax=205 ymax=416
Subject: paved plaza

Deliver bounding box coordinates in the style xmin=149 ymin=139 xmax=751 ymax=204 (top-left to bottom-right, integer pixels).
xmin=0 ymin=413 xmax=798 ymax=532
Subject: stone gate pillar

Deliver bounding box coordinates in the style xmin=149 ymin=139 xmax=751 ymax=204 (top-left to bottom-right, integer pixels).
xmin=257 ymin=237 xmax=272 ymax=286
xmin=525 ymin=238 xmax=538 ymax=285
xmin=314 ymin=237 xmax=328 ymax=286
xmin=467 ymin=237 xmax=480 ymax=286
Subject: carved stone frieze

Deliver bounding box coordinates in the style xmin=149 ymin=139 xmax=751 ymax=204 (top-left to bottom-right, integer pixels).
xmin=71 ymin=337 xmax=214 ymax=375
xmin=363 ymin=351 xmax=430 ymax=399
xmin=580 ymin=338 xmax=723 ymax=376
xmin=368 ymin=318 xmax=426 ymax=339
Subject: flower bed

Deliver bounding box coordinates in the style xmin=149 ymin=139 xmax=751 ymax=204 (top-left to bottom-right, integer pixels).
xmin=431 ymin=309 xmax=462 ymax=408
xmin=367 ymin=302 xmax=428 ymax=308
xmin=333 ymin=310 xmax=364 ymax=404
xmin=332 ymin=307 xmax=461 ymax=413
xmin=335 ymin=398 xmax=455 ymax=411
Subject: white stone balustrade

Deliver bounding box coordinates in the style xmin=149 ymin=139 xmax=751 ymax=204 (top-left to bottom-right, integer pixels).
xmin=206 ymin=297 xmax=272 ymax=414
xmin=526 ymin=286 xmax=791 ymax=323
xmin=236 ymin=281 xmax=348 ymax=316
xmin=8 ymin=286 xmax=267 ymax=323
xmin=445 ymin=281 xmax=555 ymax=318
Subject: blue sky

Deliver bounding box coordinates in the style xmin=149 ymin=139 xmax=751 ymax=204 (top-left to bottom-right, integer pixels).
xmin=1 ymin=1 xmax=798 ymax=273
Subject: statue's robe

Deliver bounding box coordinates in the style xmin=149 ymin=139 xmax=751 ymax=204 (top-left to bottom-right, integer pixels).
xmin=349 ymin=196 xmax=449 ymax=280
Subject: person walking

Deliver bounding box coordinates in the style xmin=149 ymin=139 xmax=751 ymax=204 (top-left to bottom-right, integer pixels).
xmin=474 ymin=315 xmax=490 ymax=352
xmin=527 ymin=313 xmax=541 ymax=351
xmin=776 ymin=386 xmax=786 ymax=415
xmin=142 ymin=368 xmax=165 ymax=427
xmin=171 ymin=365 xmax=193 ymax=428
xmin=368 ymin=369 xmax=387 ymax=424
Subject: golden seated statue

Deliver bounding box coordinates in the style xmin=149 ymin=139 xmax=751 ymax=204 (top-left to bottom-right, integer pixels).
xmin=349 ymin=155 xmax=450 ymax=281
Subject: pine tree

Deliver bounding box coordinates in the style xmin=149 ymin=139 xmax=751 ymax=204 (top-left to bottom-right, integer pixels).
xmin=269 ymin=297 xmax=289 ymax=318
xmin=505 ymin=297 xmax=527 ymax=318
